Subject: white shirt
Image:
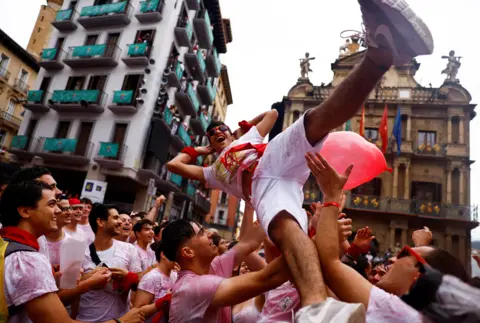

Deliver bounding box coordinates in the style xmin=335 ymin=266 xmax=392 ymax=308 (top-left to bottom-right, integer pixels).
xmin=134 ymin=242 xmax=156 ymax=271
xmin=45 ymin=231 xmax=71 ymax=266
xmin=203 ymin=127 xmax=264 ymax=199
xmin=4 ymin=251 xmax=58 ymax=323
xmin=78 ymin=223 xmax=95 ymax=245
xmin=64 ymin=226 xmax=87 ymax=245
xmin=37 ymin=235 xmax=50 ymax=262
xmin=77 ymin=239 xmax=142 ymax=322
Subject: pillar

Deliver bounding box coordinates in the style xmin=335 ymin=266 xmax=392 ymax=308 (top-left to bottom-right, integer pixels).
xmin=163 ymin=191 xmax=175 ymax=221
xmin=446 ymin=166 xmax=452 ymax=204
xmin=389 ymin=227 xmax=395 ymax=250
xmin=401 ymin=229 xmax=408 ymax=247
xmin=459 ymin=118 xmax=464 ymax=144
xmin=406 ymin=115 xmax=411 ymax=141
xmin=445 ymin=234 xmax=452 ymax=253
xmin=403 ymin=162 xmax=410 ymax=199
xmin=392 ymin=161 xmax=399 ymax=198
xmin=458 ymin=235 xmax=466 ymax=266
xmin=289 ymin=110 xmax=294 ymax=127
xmin=133 ymin=186 xmax=149 ymax=212
xmin=447 ymin=117 xmax=452 ymax=143
xmin=459 ymin=168 xmax=465 ymax=205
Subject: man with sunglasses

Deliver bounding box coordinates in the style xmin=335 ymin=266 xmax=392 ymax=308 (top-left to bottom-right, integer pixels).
xmin=168 ymin=0 xmax=434 ymax=313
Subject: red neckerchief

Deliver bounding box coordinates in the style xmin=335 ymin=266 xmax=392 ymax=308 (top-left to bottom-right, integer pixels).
xmin=0 ymin=227 xmax=40 ymax=251
xmin=220 ymin=143 xmax=267 ymax=172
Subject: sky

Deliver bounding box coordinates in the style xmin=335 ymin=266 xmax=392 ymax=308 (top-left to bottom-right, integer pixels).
xmin=1 ymin=0 xmax=480 ymax=241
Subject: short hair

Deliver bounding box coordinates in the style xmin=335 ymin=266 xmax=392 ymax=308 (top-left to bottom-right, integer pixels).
xmin=80 ymin=197 xmax=93 ymax=206
xmin=0 ymin=181 xmax=53 ymax=227
xmin=206 ymin=121 xmax=231 ymax=136
xmin=211 ymin=234 xmax=222 ymax=247
xmin=228 ymin=240 xmax=238 ymax=250
xmin=161 ymin=220 xmax=196 ymax=262
xmin=89 ymin=203 xmax=118 ymax=234
xmin=10 ymin=166 xmax=51 ymax=185
xmin=423 ymin=248 xmax=469 ymax=283
xmin=132 ymin=212 xmax=146 ymax=220
xmin=151 ymin=241 xmax=164 ymax=262
xmin=133 ymin=219 xmax=154 ymax=234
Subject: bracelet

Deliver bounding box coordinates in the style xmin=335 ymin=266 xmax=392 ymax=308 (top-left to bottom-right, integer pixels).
xmin=322 ymin=202 xmax=340 ymax=210
xmin=181 ymin=147 xmax=199 ymax=161
xmin=238 ymin=120 xmax=252 ymax=132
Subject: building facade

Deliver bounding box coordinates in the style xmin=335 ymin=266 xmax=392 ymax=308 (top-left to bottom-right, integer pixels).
xmin=11 ymin=0 xmax=232 ymax=222
xmin=0 ymin=29 xmax=39 ymax=153
xmin=271 ymin=48 xmax=478 ymax=273
xmin=26 ymin=0 xmax=64 ymax=60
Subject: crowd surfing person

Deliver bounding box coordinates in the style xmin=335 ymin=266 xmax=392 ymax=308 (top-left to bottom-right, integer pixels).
xmin=167 ymin=0 xmax=434 ymax=317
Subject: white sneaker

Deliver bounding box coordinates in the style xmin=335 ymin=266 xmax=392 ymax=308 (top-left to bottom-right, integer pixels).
xmin=359 ymin=0 xmax=434 ymax=64
xmin=295 ymin=298 xmax=365 ymax=323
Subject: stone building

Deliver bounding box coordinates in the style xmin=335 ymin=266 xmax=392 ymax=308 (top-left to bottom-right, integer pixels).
xmin=270 ymin=48 xmax=478 ymax=273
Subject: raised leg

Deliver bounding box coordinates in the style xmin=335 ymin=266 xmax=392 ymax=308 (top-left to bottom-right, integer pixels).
xmin=269 ymin=211 xmax=327 ymax=306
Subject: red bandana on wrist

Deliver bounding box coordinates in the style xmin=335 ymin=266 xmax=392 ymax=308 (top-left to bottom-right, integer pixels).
xmin=0 ymin=227 xmax=40 ymax=251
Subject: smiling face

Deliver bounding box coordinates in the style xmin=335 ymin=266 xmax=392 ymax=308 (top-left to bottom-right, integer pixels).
xmin=98 ymin=208 xmax=122 ymax=237
xmin=207 ymin=125 xmax=234 ymax=153
xmin=118 ymin=213 xmax=132 ymax=240
xmin=137 ymin=223 xmax=154 ymax=245
xmin=183 ymin=222 xmax=218 ymax=261
xmin=56 ymin=199 xmax=72 ymax=228
xmin=71 ymin=204 xmax=84 ymax=223
xmin=19 ymin=189 xmax=61 ymax=236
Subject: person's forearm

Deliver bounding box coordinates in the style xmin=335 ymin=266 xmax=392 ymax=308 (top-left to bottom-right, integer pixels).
xmin=259 ymin=256 xmax=290 ymax=287
xmin=238 ymin=204 xmax=254 ymax=241
xmin=248 ymin=111 xmax=269 ymax=126
xmin=58 ymin=281 xmax=90 ymax=305
xmin=315 ymin=205 xmax=342 ymax=263
xmin=167 ymin=152 xmax=193 ymax=171
xmin=145 ymin=206 xmax=158 ymax=222
xmin=244 ymin=252 xmax=266 ymax=272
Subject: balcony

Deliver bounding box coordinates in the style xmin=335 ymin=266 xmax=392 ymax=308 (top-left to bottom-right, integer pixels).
xmin=108 ymin=90 xmax=138 ymax=114
xmin=206 ymin=48 xmax=221 ymax=78
xmin=195 ymin=193 xmax=211 ymax=213
xmin=193 ymin=10 xmax=214 ymax=50
xmin=77 ymin=1 xmax=132 ymax=29
xmin=0 ymin=112 xmax=22 ymax=130
xmin=8 ymin=136 xmax=37 ymax=161
xmin=51 ymin=8 xmax=78 ymax=32
xmin=175 ymin=84 xmax=200 ymax=117
xmin=121 ymin=43 xmax=152 ymax=67
xmin=0 ymin=67 xmax=10 ymax=83
xmin=135 ymin=0 xmax=165 ymax=23
xmin=13 ymin=78 xmax=29 ymax=94
xmin=190 ymin=112 xmax=209 ymax=136
xmin=186 ymin=0 xmax=200 ymax=11
xmin=49 ymin=90 xmax=106 ymax=114
xmin=35 ymin=137 xmax=93 ymax=166
xmin=93 ymin=142 xmax=127 ymax=170
xmin=38 ymin=48 xmax=66 ymax=71
xmin=414 ymin=142 xmax=446 ymax=157
xmin=137 ymin=158 xmax=183 ymax=193
xmin=24 ymin=90 xmax=51 ymax=113
xmin=177 ymin=125 xmax=192 ymax=147
xmin=345 ymin=194 xmax=476 ymax=222
xmin=184 ymin=51 xmax=206 ymax=82
xmin=174 ymin=19 xmax=193 ymax=48
xmin=197 ymin=79 xmax=216 ymax=105
xmin=64 ymin=44 xmax=120 ymax=69
xmin=166 ymin=60 xmax=184 ymax=88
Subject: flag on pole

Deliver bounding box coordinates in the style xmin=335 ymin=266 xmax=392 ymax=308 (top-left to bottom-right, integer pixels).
xmin=379 ymin=104 xmax=388 ymax=153
xmin=392 ymin=107 xmax=402 ymax=156
xmin=359 ymin=105 xmax=365 ymax=137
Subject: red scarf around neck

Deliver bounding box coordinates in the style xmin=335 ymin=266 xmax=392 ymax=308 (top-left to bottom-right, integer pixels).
xmin=0 ymin=227 xmax=40 ymax=251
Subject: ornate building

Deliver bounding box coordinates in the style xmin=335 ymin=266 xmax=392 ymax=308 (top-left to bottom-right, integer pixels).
xmin=270 ymin=44 xmax=478 ymax=273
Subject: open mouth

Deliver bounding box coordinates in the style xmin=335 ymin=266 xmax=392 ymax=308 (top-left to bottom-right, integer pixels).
xmin=122 ymin=226 xmax=130 ymax=232
xmin=216 ymin=135 xmax=226 ymax=143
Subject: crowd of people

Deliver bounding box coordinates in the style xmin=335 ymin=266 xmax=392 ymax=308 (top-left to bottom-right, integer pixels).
xmin=1 ymin=1 xmax=480 ymax=322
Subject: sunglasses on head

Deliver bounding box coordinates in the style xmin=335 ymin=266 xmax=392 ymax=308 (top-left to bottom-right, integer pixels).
xmin=397 ymin=245 xmax=427 ymax=273
xmin=207 ymin=125 xmax=230 ymax=137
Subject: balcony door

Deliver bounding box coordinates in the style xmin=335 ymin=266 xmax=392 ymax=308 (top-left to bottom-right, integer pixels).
xmin=111 ymin=123 xmax=127 ymax=159
xmin=121 ymin=74 xmax=142 ymax=105
xmin=411 ymin=182 xmax=441 ymax=202
xmin=76 ymin=122 xmax=93 ymax=156
xmin=55 ymin=121 xmax=71 ymax=138
xmin=105 ymin=33 xmax=120 ymax=57
xmin=84 ymin=35 xmax=98 ymax=46
xmin=65 ymin=76 xmax=85 ymax=90
xmin=55 ymin=38 xmax=65 ymax=59
xmin=25 ymin=119 xmax=37 ymax=150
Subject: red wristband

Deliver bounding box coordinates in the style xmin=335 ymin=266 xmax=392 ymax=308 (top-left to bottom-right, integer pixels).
xmin=238 ymin=120 xmax=252 ymax=132
xmin=181 ymin=147 xmax=199 ymax=161
xmin=347 ymin=243 xmax=364 ymax=259
xmin=155 ymin=293 xmax=172 ymax=309
xmin=322 ymin=202 xmax=340 ymax=210
xmin=123 ymin=272 xmax=139 ymax=291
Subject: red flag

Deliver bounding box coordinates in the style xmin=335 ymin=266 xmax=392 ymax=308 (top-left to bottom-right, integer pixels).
xmin=379 ymin=104 xmax=388 ymax=153
xmin=359 ymin=105 xmax=365 ymax=137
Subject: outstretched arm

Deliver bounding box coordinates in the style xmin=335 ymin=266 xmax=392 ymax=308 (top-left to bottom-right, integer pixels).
xmin=306 ymin=152 xmax=372 ymax=308
xmin=233 ymin=110 xmax=279 ymax=138
xmin=166 ymin=146 xmax=212 ymax=182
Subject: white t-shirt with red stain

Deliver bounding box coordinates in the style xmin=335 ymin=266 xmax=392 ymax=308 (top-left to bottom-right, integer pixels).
xmin=203 ymin=127 xmax=264 ymax=200
xmin=134 ymin=242 xmax=156 ymax=271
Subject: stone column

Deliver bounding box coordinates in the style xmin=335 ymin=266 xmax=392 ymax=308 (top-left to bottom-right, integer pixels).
xmin=458 ymin=235 xmax=466 ymax=266
xmin=163 ymin=191 xmax=175 ymax=221
xmin=406 ymin=115 xmax=411 ymax=141
xmin=446 ymin=165 xmax=452 ymax=204
xmin=459 ymin=118 xmax=464 ymax=144
xmin=404 ymin=162 xmax=410 ymax=199
xmin=445 ymin=234 xmax=452 ymax=253
xmin=401 ymin=229 xmax=408 ymax=246
xmin=389 ymin=227 xmax=395 ymax=250
xmin=289 ymin=110 xmax=294 ymax=127
xmin=459 ymin=167 xmax=465 ymax=205
xmin=447 ymin=117 xmax=452 ymax=143
xmin=392 ymin=161 xmax=399 ymax=198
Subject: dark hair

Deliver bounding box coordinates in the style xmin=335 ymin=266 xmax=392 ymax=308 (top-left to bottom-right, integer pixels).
xmin=133 ymin=219 xmax=154 ymax=234
xmin=154 ymin=225 xmax=161 ymax=236
xmin=10 ymin=166 xmax=51 ymax=185
xmin=211 ymin=234 xmax=222 ymax=247
xmin=0 ymin=181 xmax=53 ymax=227
xmin=89 ymin=203 xmax=118 ymax=234
xmin=206 ymin=121 xmax=231 ymax=136
xmin=132 ymin=212 xmax=147 ymax=220
xmin=228 ymin=240 xmax=238 ymax=250
xmin=151 ymin=240 xmax=164 ymax=262
xmin=161 ymin=219 xmax=195 ymax=262
xmin=80 ymin=197 xmax=93 ymax=206
xmin=423 ymin=248 xmax=469 ymax=283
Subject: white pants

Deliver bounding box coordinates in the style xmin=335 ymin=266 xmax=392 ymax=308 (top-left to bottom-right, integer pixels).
xmin=295 ymin=298 xmax=366 ymax=323
xmin=252 ymin=112 xmax=327 ymax=235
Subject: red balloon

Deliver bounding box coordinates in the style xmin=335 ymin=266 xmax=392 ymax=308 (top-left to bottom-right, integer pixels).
xmin=320 ymin=131 xmax=392 ymax=190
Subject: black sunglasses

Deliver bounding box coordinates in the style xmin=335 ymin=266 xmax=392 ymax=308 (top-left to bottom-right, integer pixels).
xmin=207 ymin=125 xmax=230 ymax=137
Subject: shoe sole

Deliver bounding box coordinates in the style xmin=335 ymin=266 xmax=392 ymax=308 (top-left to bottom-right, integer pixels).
xmin=361 ymin=0 xmax=433 ymax=59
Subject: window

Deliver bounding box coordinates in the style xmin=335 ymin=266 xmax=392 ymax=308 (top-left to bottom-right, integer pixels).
xmin=41 ymin=16 xmax=44 ymax=21
xmin=85 ymin=35 xmax=99 ymax=46
xmin=65 ymin=76 xmax=85 ymax=90
xmin=37 ymin=27 xmax=41 ymax=33
xmin=218 ymin=210 xmax=225 ymax=221
xmin=365 ymin=128 xmax=379 ymax=141
xmin=0 ymin=54 xmax=9 ymax=73
xmin=33 ymin=39 xmax=36 ymax=44
xmin=55 ymin=121 xmax=71 ymax=138
xmin=292 ymin=111 xmax=300 ymax=124
xmin=418 ymin=131 xmax=436 ymax=146
xmin=19 ymin=69 xmax=28 ymax=83
xmin=0 ymin=130 xmax=7 ymax=146
xmin=6 ymin=99 xmax=15 ymax=115
xmin=451 ymin=117 xmax=460 ymax=143
xmin=220 ymin=192 xmax=227 ymax=205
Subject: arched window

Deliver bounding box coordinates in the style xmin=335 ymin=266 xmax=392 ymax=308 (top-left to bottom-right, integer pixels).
xmin=292 ymin=110 xmax=301 ymax=123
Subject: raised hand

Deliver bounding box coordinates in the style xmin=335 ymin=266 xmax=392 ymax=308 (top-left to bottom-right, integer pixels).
xmin=353 ymin=227 xmax=375 ymax=253
xmin=154 ymin=195 xmax=166 ymax=209
xmin=337 ymin=215 xmax=353 ymax=242
xmin=195 ymin=146 xmax=214 ymax=156
xmin=412 ymin=226 xmax=432 ymax=247
xmin=119 ymin=307 xmax=145 ymax=323
xmin=305 ymin=152 xmax=353 ymax=202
